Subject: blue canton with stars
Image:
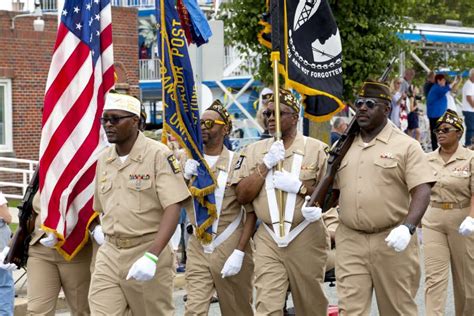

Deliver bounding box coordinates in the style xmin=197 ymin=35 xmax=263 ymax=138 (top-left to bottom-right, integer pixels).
xmin=61 ymin=0 xmax=110 ymax=65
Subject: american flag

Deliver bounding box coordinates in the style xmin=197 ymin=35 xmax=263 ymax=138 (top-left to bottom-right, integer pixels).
xmin=39 ymin=0 xmax=114 ymax=259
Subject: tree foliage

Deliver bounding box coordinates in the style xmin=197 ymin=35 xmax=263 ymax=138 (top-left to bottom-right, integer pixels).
xmin=221 ymin=0 xmax=408 ymax=101
xmin=221 ymin=0 xmax=474 ymax=101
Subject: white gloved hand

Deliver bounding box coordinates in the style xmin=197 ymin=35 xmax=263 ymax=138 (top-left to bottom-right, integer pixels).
xmin=91 ymin=225 xmax=105 ymax=246
xmin=0 ymin=247 xmax=18 ymax=271
xmin=184 ymin=159 xmax=200 ymax=180
xmin=273 ymin=170 xmax=302 ymax=194
xmin=40 ymin=232 xmax=58 ymax=248
xmin=263 ymin=140 xmax=285 ymax=169
xmin=126 ymin=252 xmax=158 ymax=281
xmin=221 ymin=249 xmax=245 ymax=278
xmin=301 ymin=196 xmax=322 ymax=222
xmin=459 ymin=216 xmax=474 ymax=236
xmin=385 ymin=225 xmax=411 ymax=252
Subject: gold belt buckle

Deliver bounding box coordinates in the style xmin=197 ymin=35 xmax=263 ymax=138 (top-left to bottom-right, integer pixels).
xmin=116 ymin=238 xmax=131 ymax=248
xmin=441 ymin=202 xmax=453 ymax=210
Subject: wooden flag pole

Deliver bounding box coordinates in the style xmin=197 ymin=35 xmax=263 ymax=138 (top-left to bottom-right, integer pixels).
xmin=271 ymin=52 xmax=285 ymax=238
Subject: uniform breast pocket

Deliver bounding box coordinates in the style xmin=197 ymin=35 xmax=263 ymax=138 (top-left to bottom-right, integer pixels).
xmin=449 ymin=171 xmax=470 ymax=186
xmin=127 ymin=179 xmax=153 ymax=192
xmin=300 ymin=166 xmax=318 ymax=186
xmin=127 ymin=180 xmax=154 ymax=211
xmin=373 ymin=158 xmax=398 ymax=185
xmin=100 ymin=181 xmax=113 ymax=195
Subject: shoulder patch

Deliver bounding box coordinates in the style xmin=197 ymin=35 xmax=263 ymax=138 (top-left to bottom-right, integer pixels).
xmin=167 ymin=155 xmax=181 ymax=174
xmin=234 ymin=155 xmax=245 ymax=170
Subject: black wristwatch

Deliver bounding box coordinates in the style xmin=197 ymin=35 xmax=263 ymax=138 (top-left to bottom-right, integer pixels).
xmin=403 ymin=223 xmax=417 ymax=235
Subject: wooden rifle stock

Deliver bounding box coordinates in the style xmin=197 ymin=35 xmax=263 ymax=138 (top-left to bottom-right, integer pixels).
xmin=4 ymin=168 xmax=39 ymax=268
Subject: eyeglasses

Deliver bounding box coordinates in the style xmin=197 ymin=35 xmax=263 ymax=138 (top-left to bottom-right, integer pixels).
xmin=100 ymin=114 xmax=136 ymax=125
xmin=262 ymin=109 xmax=295 ymax=118
xmin=354 ymin=98 xmax=386 ymax=109
xmin=434 ymin=127 xmax=458 ymax=134
xmin=200 ymin=119 xmax=225 ymax=129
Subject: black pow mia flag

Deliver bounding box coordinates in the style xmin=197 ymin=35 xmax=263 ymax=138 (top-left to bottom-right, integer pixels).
xmin=259 ymin=0 xmax=345 ymax=122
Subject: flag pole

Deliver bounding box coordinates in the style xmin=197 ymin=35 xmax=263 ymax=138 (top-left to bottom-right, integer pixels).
xmin=160 ymin=0 xmax=166 ymax=143
xmin=270 ymin=0 xmax=284 ymax=238
xmin=272 ymin=52 xmax=284 ymax=238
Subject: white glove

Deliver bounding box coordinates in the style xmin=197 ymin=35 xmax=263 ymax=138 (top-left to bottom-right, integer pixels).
xmin=184 ymin=159 xmax=199 ymax=180
xmin=263 ymin=140 xmax=285 ymax=169
xmin=126 ymin=252 xmax=158 ymax=281
xmin=459 ymin=216 xmax=474 ymax=236
xmin=0 ymin=247 xmax=17 ymax=271
xmin=385 ymin=225 xmax=411 ymax=252
xmin=91 ymin=225 xmax=105 ymax=245
xmin=221 ymin=249 xmax=245 ymax=278
xmin=40 ymin=232 xmax=58 ymax=248
xmin=273 ymin=170 xmax=302 ymax=194
xmin=301 ymin=196 xmax=322 ymax=222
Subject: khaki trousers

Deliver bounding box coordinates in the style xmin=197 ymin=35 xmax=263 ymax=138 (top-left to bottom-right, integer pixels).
xmin=184 ymin=227 xmax=254 ymax=316
xmin=89 ymin=237 xmax=174 ymax=316
xmin=253 ymin=220 xmax=329 ymax=316
xmin=27 ymin=241 xmax=93 ymax=316
xmin=422 ymin=207 xmax=474 ymax=316
xmin=336 ymin=223 xmax=420 ymax=316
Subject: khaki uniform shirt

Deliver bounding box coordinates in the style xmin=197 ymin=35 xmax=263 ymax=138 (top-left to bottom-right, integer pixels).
xmin=427 ymin=145 xmax=474 ymax=203
xmin=186 ymin=147 xmax=248 ymax=235
xmin=334 ymin=122 xmax=436 ymax=233
xmin=93 ymin=132 xmax=190 ymax=237
xmin=232 ymin=133 xmax=328 ymax=227
xmin=323 ymin=207 xmax=339 ymax=235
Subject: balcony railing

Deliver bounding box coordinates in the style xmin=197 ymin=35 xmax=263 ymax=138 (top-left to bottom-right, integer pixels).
xmin=41 ymin=0 xmax=57 ymax=12
xmin=111 ymin=0 xmax=155 ymax=7
xmin=139 ymin=47 xmax=258 ymax=81
xmin=139 ymin=58 xmax=161 ymax=81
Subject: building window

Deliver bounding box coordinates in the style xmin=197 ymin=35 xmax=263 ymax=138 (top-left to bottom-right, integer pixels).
xmin=0 ymin=79 xmax=13 ymax=153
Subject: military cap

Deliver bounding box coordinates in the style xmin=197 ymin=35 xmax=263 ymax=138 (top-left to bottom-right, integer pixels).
xmin=436 ymin=109 xmax=464 ymax=132
xmin=358 ymin=80 xmax=391 ymax=102
xmin=268 ymin=88 xmax=300 ymax=113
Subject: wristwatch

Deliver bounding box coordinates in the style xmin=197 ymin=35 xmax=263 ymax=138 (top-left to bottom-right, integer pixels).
xmin=299 ymin=184 xmax=308 ymax=196
xmin=403 ymin=223 xmax=417 ymax=235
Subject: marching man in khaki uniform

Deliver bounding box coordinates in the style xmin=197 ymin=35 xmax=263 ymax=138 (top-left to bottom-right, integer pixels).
xmin=89 ymin=93 xmax=190 ymax=315
xmin=233 ymin=88 xmax=330 ymax=315
xmin=27 ymin=193 xmax=96 ymax=316
xmin=183 ymin=101 xmax=255 ymax=315
xmin=333 ymin=81 xmax=436 ymax=315
xmin=423 ymin=109 xmax=474 ymax=315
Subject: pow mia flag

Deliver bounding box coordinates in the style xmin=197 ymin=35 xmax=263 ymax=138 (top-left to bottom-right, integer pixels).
xmin=260 ymin=0 xmax=345 ymax=121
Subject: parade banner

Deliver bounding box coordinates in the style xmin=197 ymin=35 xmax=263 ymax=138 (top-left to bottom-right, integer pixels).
xmin=177 ymin=0 xmax=212 ymax=46
xmin=259 ymin=0 xmax=345 ymax=121
xmin=39 ymin=0 xmax=115 ymax=259
xmin=158 ymin=0 xmax=217 ymax=243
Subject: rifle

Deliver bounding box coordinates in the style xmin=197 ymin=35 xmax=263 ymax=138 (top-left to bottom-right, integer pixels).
xmin=4 ymin=168 xmax=39 ymax=268
xmin=308 ymin=57 xmax=397 ymax=210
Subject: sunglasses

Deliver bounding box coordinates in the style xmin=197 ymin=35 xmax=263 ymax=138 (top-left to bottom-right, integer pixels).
xmin=434 ymin=127 xmax=459 ymax=134
xmin=262 ymin=109 xmax=295 ymax=118
xmin=100 ymin=114 xmax=136 ymax=125
xmin=200 ymin=119 xmax=225 ymax=129
xmin=354 ymin=98 xmax=386 ymax=109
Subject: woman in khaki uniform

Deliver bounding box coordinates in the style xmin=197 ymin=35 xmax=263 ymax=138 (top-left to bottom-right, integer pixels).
xmin=423 ymin=109 xmax=474 ymax=315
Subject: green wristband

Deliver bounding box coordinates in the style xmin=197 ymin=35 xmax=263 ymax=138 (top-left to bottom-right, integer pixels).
xmin=144 ymin=252 xmax=158 ymax=264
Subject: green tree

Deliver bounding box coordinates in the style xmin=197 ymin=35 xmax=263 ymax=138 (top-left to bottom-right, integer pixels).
xmin=221 ymin=0 xmax=408 ymax=101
